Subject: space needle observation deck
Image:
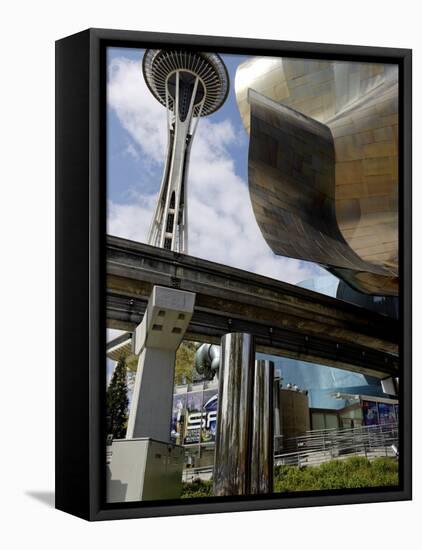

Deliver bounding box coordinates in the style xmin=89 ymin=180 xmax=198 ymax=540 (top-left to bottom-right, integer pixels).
xmin=143 ymin=49 xmax=229 ymax=253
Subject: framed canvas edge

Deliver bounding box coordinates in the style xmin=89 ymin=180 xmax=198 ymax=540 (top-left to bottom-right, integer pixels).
xmin=55 ymin=27 xmax=412 ymax=522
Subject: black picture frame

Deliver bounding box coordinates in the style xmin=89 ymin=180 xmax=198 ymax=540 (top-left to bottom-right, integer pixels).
xmin=55 ymin=28 xmax=412 ymax=521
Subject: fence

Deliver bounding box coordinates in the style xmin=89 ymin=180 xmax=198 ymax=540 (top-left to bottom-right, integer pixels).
xmin=182 ymin=423 xmax=399 ymax=481
xmin=274 ymin=422 xmax=399 ymax=467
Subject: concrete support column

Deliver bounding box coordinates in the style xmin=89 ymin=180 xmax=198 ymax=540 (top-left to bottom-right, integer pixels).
xmin=126 ymin=348 xmax=177 ymax=442
xmin=250 ymin=360 xmax=274 ymax=494
xmin=126 ymin=285 xmax=195 ymax=442
xmin=213 ymin=333 xmax=255 ymax=496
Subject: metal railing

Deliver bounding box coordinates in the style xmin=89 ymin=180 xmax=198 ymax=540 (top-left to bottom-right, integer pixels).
xmin=274 ymin=422 xmax=399 ymax=467
xmin=182 ymin=423 xmax=399 ymax=481
xmin=182 ymin=465 xmax=214 ymax=483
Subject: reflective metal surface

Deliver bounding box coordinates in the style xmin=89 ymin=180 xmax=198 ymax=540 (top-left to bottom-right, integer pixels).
xmin=235 ymin=58 xmax=398 ymax=295
xmin=194 ymin=343 xmax=220 ymax=380
xmin=273 ymin=379 xmax=282 ymax=454
xmin=250 ymin=360 xmax=274 ymax=494
xmin=213 ymin=333 xmax=255 ymax=496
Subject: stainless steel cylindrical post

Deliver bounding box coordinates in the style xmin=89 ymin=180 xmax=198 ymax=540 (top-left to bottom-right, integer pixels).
xmin=273 ymin=378 xmax=281 ymax=454
xmin=250 ymin=360 xmax=275 ymax=494
xmin=213 ymin=333 xmax=255 ymax=496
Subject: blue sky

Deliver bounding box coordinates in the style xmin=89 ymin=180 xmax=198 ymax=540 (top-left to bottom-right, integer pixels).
xmin=107 ymin=48 xmax=250 ymax=203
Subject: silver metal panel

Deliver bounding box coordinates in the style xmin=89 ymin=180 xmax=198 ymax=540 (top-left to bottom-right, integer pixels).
xmin=273 ymin=380 xmax=282 ymax=454
xmin=213 ymin=333 xmax=255 ymax=496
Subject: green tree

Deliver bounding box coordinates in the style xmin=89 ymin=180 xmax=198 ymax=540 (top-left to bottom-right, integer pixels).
xmin=123 ymin=340 xmax=198 ymax=388
xmin=125 ymin=354 xmax=139 ymax=390
xmin=106 ymin=355 xmax=129 ymax=439
xmin=174 ymin=341 xmax=197 ymax=384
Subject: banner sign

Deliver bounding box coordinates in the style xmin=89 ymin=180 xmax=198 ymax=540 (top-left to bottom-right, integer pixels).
xmin=171 ymin=388 xmax=218 ymax=445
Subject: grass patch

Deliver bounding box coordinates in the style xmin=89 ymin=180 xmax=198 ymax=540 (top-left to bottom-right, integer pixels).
xmin=181 ymin=457 xmax=398 ymax=498
xmin=181 ymin=478 xmax=213 ymax=499
xmin=274 ymin=456 xmax=399 ymax=493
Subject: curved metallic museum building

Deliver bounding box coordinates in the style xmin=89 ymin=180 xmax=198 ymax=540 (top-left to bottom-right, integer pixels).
xmin=235 ymin=58 xmax=398 ymax=295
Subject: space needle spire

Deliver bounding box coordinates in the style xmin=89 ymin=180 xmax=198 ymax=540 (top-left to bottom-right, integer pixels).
xmin=142 ymin=50 xmax=229 ymax=253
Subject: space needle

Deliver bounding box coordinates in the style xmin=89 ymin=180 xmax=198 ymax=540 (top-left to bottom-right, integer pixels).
xmin=142 ymin=50 xmax=229 ymax=253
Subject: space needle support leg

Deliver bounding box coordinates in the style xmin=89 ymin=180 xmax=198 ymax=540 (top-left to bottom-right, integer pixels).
xmin=143 ymin=50 xmax=229 ymax=253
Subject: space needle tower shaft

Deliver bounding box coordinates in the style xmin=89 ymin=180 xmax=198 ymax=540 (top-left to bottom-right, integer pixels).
xmin=142 ymin=50 xmax=229 ymax=253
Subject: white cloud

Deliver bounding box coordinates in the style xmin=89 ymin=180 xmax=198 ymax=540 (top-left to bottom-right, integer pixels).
xmin=107 ymin=194 xmax=157 ymax=243
xmin=107 ymin=57 xmax=324 ymax=285
xmin=124 ymin=142 xmax=140 ymax=160
xmin=106 ymin=328 xmax=126 ymax=343
xmin=108 ymin=57 xmax=167 ymax=164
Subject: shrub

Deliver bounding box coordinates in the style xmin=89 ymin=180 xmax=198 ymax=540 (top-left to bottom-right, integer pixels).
xmin=181 ymin=478 xmax=213 ymax=499
xmin=274 ymin=456 xmax=398 ymax=493
xmin=180 ymin=457 xmax=398 ymax=499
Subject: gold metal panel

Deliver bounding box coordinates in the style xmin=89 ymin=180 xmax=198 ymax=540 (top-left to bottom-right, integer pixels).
xmin=236 ymin=57 xmax=399 ymax=295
